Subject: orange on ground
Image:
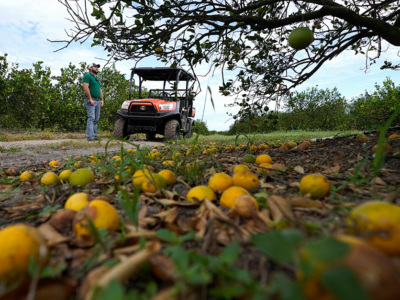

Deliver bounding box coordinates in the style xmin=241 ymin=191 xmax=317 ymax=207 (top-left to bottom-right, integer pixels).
xmin=298 ymin=234 xmax=400 ymax=300
xmin=20 ymin=170 xmax=34 ymax=182
xmin=220 ymin=186 xmax=251 ymax=209
xmin=255 ymin=154 xmax=272 ymax=165
xmin=158 ymin=169 xmax=177 ymax=185
xmin=141 ymin=173 xmax=167 ymax=193
xmin=132 ymin=169 xmax=153 ymax=188
xmin=0 ymin=224 xmax=48 ymax=287
xmin=299 ymin=173 xmax=330 ymax=199
xmin=40 ymin=171 xmax=61 ymax=186
xmin=59 ymin=169 xmax=73 ymax=182
xmin=69 ymin=168 xmax=95 ymax=186
xmin=233 ymin=194 xmax=259 ymax=217
xmin=186 ymin=186 xmax=217 ymax=203
xmin=73 ymin=200 xmax=120 ymax=238
xmin=346 ymin=201 xmax=400 ymax=256
xmin=48 ymin=160 xmax=60 ymax=167
xmin=256 ymin=163 xmax=272 ymax=174
xmin=65 ymin=192 xmax=89 ymax=211
xmin=208 ymin=172 xmax=233 ymax=192
xmin=232 ymin=170 xmax=260 ymax=192
xmin=233 ymin=164 xmax=250 ymax=173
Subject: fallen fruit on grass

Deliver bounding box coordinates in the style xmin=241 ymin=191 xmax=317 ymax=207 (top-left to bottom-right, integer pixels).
xmin=73 ymin=200 xmax=120 ymax=238
xmin=208 ymin=172 xmax=233 ymax=192
xmin=74 ymin=160 xmax=86 ymax=168
xmin=232 ymin=170 xmax=260 ymax=192
xmin=371 ymin=143 xmax=393 ymax=155
xmin=48 ymin=160 xmax=60 ymax=167
xmin=233 ymin=164 xmax=250 ymax=173
xmin=69 ymin=168 xmax=95 ymax=187
xmin=233 ymin=194 xmax=259 ymax=217
xmin=242 ymin=154 xmax=256 ymax=163
xmin=388 ymin=133 xmax=400 ymax=140
xmin=59 ymin=169 xmax=73 ymax=182
xmin=298 ymin=234 xmax=400 ymax=300
xmin=5 ymin=167 xmax=20 ymax=176
xmin=0 ymin=224 xmax=48 ymax=287
xmin=346 ymin=201 xmax=400 ymax=256
xmin=132 ymin=169 xmax=153 ymax=188
xmin=158 ymin=169 xmax=177 ymax=185
xmin=299 ymin=173 xmax=330 ymax=199
xmin=141 ymin=173 xmax=167 ymax=193
xmin=186 ymin=186 xmax=217 ymax=203
xmin=20 ymin=170 xmax=34 ymax=182
xmin=288 ymin=27 xmax=314 ymax=50
xmin=355 ymin=133 xmax=369 ymax=143
xmin=220 ymin=186 xmax=250 ymax=209
xmin=256 ymin=163 xmax=272 ymax=174
xmin=40 ymin=171 xmax=61 ymax=186
xmin=65 ymin=192 xmax=89 ymax=211
xmin=255 ymin=154 xmax=272 ymax=165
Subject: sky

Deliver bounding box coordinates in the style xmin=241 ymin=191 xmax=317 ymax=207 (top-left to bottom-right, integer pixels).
xmin=1 ymin=0 xmax=400 ymax=131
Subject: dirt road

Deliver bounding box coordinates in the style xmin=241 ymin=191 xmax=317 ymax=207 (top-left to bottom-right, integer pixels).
xmin=0 ymin=138 xmax=163 ymax=169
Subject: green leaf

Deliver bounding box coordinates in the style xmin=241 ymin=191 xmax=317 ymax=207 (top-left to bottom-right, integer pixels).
xmin=220 ymin=241 xmax=239 ymax=265
xmin=304 ymin=237 xmax=349 ymax=263
xmin=322 ymin=267 xmax=371 ymax=300
xmin=252 ymin=230 xmax=304 ymax=263
xmin=157 ymin=228 xmax=180 ymax=244
xmin=92 ymin=279 xmax=125 ymax=300
xmin=269 ymin=273 xmax=306 ymax=300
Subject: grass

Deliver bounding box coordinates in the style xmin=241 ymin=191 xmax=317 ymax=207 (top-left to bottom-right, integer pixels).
xmin=181 ymin=130 xmax=360 ymax=145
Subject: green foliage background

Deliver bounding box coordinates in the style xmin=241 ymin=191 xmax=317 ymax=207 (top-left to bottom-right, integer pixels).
xmin=0 ymin=54 xmax=131 ymax=132
xmin=1 ymin=53 xmax=399 ymax=134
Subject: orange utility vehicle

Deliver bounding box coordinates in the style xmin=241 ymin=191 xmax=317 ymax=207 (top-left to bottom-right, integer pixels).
xmin=114 ymin=67 xmax=198 ymax=141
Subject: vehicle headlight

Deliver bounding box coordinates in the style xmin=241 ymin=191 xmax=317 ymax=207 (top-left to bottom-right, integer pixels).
xmin=159 ymin=103 xmax=174 ymax=111
xmin=121 ymin=101 xmax=130 ymax=109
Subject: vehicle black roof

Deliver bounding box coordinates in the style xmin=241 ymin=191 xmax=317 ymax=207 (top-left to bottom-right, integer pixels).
xmin=130 ymin=67 xmax=195 ymax=81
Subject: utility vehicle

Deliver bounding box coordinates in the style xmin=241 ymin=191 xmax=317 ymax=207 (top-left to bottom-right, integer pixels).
xmin=114 ymin=67 xmax=198 ymax=141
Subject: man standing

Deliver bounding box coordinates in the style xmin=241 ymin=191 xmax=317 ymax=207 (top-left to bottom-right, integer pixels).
xmin=83 ymin=63 xmax=104 ymax=141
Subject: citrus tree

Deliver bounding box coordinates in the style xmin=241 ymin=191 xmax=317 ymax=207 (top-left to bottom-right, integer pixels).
xmin=56 ymin=0 xmax=400 ymax=114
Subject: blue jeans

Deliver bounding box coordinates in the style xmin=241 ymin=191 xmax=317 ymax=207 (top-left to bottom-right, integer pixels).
xmin=85 ymin=99 xmax=101 ymax=139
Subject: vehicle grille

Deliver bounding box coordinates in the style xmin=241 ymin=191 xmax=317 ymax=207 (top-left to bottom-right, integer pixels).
xmin=129 ymin=104 xmax=157 ymax=115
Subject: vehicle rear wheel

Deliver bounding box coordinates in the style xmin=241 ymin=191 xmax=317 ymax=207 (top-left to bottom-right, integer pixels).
xmin=114 ymin=118 xmax=129 ymax=139
xmin=146 ymin=132 xmax=156 ymax=141
xmin=164 ymin=120 xmax=180 ymax=141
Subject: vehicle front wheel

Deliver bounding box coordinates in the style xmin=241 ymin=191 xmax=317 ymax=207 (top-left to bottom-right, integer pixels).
xmin=164 ymin=120 xmax=180 ymax=141
xmin=113 ymin=118 xmax=129 ymax=139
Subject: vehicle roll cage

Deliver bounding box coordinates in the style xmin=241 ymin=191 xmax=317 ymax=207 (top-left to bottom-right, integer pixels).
xmin=128 ymin=67 xmax=198 ymax=101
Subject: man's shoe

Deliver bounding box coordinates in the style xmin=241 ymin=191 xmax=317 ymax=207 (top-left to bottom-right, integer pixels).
xmin=93 ymin=137 xmax=99 ymax=140
xmin=87 ymin=138 xmax=95 ymax=141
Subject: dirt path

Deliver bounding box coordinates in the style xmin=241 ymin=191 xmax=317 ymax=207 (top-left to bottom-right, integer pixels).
xmin=0 ymin=138 xmax=163 ymax=169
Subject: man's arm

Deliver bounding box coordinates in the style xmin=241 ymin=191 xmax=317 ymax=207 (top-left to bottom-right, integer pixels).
xmin=101 ymin=89 xmax=104 ymax=107
xmin=83 ymin=82 xmax=94 ymax=106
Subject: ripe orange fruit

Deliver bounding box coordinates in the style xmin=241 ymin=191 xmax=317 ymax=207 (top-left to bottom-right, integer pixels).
xmin=141 ymin=173 xmax=167 ymax=193
xmin=220 ymin=186 xmax=250 ymax=209
xmin=48 ymin=160 xmax=60 ymax=167
xmin=0 ymin=224 xmax=48 ymax=287
xmin=299 ymin=173 xmax=330 ymax=199
xmin=232 ymin=170 xmax=260 ymax=192
xmin=208 ymin=172 xmax=233 ymax=192
xmin=256 ymin=163 xmax=272 ymax=174
xmin=186 ymin=186 xmax=217 ymax=203
xmin=59 ymin=169 xmax=73 ymax=182
xmin=371 ymin=143 xmax=393 ymax=155
xmin=233 ymin=164 xmax=250 ymax=173
xmin=20 ymin=170 xmax=35 ymax=182
xmin=298 ymin=234 xmax=400 ymax=300
xmin=346 ymin=201 xmax=400 ymax=256
xmin=288 ymin=27 xmax=314 ymax=50
xmin=73 ymin=200 xmax=120 ymax=238
xmin=65 ymin=192 xmax=89 ymax=211
xmin=356 ymin=133 xmax=369 ymax=143
xmin=158 ymin=169 xmax=177 ymax=185
xmin=132 ymin=169 xmax=153 ymax=187
xmin=40 ymin=171 xmax=61 ymax=186
xmin=255 ymin=154 xmax=272 ymax=165
xmin=388 ymin=134 xmax=400 ymax=140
